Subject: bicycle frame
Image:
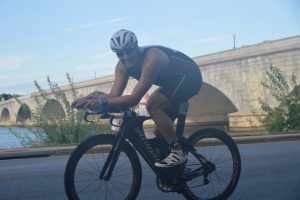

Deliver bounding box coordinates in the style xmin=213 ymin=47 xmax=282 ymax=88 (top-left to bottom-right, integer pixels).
xmin=99 ymin=107 xmax=208 ymax=182
xmin=66 ymin=101 xmax=241 ymax=200
xmin=100 ymin=115 xmax=162 ymax=180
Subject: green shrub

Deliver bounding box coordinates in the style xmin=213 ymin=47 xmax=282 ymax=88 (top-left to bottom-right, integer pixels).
xmin=12 ymin=73 xmax=110 ymax=147
xmin=260 ymin=65 xmax=300 ymax=133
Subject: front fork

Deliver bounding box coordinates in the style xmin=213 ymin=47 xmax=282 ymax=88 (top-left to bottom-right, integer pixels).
xmin=99 ymin=131 xmax=127 ymax=180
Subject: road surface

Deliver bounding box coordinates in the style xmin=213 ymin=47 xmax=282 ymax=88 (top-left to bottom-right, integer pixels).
xmin=0 ymin=141 xmax=299 ymax=200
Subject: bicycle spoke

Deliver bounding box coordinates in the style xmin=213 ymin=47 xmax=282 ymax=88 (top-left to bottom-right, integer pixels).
xmin=112 ymin=172 xmax=134 ymax=178
xmin=86 ymin=181 xmax=102 ymax=200
xmin=182 ymin=129 xmax=241 ymax=200
xmin=213 ymin=170 xmax=233 ymax=178
xmin=109 ymin=181 xmax=126 ymax=198
xmin=77 ymin=177 xmax=100 ymax=194
xmin=65 ymin=134 xmax=141 ymax=200
xmin=77 ymin=168 xmax=100 ymax=176
xmin=90 ymin=152 xmax=103 ymax=171
xmin=94 ymin=181 xmax=104 ymax=200
xmin=214 ymin=157 xmax=233 ymax=165
xmin=110 ymin=178 xmax=132 ymax=186
xmin=82 ymin=155 xmax=102 ymax=172
xmin=106 ymin=183 xmax=119 ymax=200
xmin=212 ymin=173 xmax=224 ymax=195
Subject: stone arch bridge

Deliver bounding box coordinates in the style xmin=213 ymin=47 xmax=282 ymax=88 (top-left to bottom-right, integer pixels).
xmin=1 ymin=35 xmax=300 ymax=131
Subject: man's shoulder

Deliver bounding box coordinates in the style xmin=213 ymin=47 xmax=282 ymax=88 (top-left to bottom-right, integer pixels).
xmin=140 ymin=45 xmax=180 ymax=57
xmin=116 ymin=61 xmax=128 ymax=74
xmin=140 ymin=45 xmax=171 ymax=50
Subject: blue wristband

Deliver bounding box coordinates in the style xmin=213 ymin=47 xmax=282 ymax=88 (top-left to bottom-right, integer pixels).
xmin=98 ymin=99 xmax=107 ymax=108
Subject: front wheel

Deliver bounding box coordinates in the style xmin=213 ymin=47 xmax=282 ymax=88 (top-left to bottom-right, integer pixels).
xmin=64 ymin=134 xmax=142 ymax=200
xmin=182 ymin=128 xmax=241 ymax=200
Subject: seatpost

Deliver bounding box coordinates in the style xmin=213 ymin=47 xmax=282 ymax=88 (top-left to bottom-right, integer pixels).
xmin=176 ymin=101 xmax=189 ymax=137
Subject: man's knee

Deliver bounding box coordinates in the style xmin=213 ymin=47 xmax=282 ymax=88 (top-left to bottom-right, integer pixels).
xmin=146 ymin=102 xmax=162 ymax=117
xmin=147 ymin=92 xmax=170 ymax=117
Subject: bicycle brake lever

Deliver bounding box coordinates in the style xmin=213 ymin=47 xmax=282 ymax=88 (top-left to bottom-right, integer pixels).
xmin=83 ymin=112 xmax=94 ymax=123
xmin=84 ymin=111 xmax=102 ymax=123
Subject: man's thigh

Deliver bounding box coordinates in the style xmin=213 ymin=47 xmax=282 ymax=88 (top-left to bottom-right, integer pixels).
xmin=147 ymin=91 xmax=171 ymax=111
xmin=147 ymin=91 xmax=180 ymax=121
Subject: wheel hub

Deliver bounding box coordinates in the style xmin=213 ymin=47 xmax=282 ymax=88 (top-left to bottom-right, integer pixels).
xmin=203 ymin=161 xmax=216 ymax=174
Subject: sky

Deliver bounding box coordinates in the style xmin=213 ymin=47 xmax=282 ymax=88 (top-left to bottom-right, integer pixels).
xmin=0 ymin=0 xmax=299 ymax=95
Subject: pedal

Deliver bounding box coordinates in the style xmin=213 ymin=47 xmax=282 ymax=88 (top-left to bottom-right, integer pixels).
xmin=156 ymin=165 xmax=186 ymax=193
xmin=156 ymin=178 xmax=175 ymax=193
xmin=156 ymin=177 xmax=184 ymax=193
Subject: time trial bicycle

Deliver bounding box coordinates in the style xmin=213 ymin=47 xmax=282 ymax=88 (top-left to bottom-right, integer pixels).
xmin=64 ymin=102 xmax=241 ymax=199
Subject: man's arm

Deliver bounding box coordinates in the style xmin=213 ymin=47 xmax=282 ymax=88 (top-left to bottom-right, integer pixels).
xmin=71 ymin=62 xmax=128 ymax=109
xmin=108 ymin=61 xmax=129 ymax=98
xmin=105 ymin=48 xmax=169 ymax=107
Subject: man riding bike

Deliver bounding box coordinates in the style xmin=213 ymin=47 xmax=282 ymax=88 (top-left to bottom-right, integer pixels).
xmin=72 ymin=29 xmax=202 ymax=168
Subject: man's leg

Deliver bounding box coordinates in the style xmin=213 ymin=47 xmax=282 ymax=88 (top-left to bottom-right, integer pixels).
xmin=146 ymin=92 xmax=177 ymax=144
xmin=147 ymin=92 xmax=187 ymax=167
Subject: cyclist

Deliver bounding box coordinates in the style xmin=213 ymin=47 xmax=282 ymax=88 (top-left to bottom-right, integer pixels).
xmin=72 ymin=29 xmax=202 ymax=168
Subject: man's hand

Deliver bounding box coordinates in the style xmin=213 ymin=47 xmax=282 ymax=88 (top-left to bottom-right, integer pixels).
xmin=72 ymin=91 xmax=107 ymax=109
xmin=83 ymin=99 xmax=103 ymax=111
xmin=72 ymin=97 xmax=107 ymax=113
xmin=71 ymin=97 xmax=91 ymax=109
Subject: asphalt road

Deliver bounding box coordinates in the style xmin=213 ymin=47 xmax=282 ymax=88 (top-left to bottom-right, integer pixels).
xmin=0 ymin=141 xmax=299 ymax=200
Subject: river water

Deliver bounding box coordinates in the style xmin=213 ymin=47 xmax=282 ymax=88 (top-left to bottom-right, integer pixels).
xmin=0 ymin=127 xmax=34 ymax=149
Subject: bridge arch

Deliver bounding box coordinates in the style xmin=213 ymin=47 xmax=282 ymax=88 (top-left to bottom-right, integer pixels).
xmin=1 ymin=108 xmax=10 ymax=121
xmin=42 ymin=99 xmax=66 ymax=119
xmin=17 ymin=103 xmax=32 ymax=122
xmin=187 ymin=82 xmax=238 ymax=123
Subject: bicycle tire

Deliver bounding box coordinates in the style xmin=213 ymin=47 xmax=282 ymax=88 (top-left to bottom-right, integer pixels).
xmin=181 ymin=128 xmax=241 ymax=200
xmin=64 ymin=134 xmax=142 ymax=200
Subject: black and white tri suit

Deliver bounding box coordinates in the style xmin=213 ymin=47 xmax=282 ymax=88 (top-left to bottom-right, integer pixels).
xmin=128 ymin=45 xmax=202 ymax=120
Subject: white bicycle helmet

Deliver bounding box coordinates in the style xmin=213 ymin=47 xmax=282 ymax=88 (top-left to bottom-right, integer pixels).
xmin=110 ymin=29 xmax=138 ymax=52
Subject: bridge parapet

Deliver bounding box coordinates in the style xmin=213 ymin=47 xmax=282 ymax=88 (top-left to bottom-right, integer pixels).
xmin=194 ymin=35 xmax=300 ymax=131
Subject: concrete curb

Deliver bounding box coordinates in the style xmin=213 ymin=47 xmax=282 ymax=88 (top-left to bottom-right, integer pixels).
xmin=0 ymin=146 xmax=76 ymax=160
xmin=0 ymin=148 xmax=56 ymax=160
xmin=0 ymin=133 xmax=300 ymax=160
xmin=233 ymin=133 xmax=300 ymax=144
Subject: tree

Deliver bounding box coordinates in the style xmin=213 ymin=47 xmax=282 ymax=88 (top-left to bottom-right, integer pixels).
xmin=11 ymin=73 xmax=110 ymax=147
xmin=259 ymin=64 xmax=300 ymax=133
xmin=0 ymin=93 xmax=20 ymax=101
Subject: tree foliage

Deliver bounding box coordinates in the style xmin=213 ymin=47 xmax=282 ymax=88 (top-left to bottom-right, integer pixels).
xmin=260 ymin=65 xmax=300 ymax=133
xmin=0 ymin=93 xmax=20 ymax=101
xmin=12 ymin=73 xmax=109 ymax=147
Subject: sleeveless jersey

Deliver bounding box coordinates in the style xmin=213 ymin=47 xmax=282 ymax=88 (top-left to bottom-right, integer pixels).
xmin=127 ymin=45 xmax=199 ymax=87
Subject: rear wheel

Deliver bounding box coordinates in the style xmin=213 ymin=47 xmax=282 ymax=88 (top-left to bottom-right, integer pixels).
xmin=182 ymin=128 xmax=241 ymax=200
xmin=64 ymin=134 xmax=142 ymax=200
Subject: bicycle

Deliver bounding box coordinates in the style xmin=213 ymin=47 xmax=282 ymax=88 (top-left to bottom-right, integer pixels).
xmin=64 ymin=102 xmax=241 ymax=199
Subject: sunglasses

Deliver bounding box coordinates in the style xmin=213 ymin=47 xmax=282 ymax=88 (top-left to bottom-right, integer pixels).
xmin=116 ymin=47 xmax=136 ymax=57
